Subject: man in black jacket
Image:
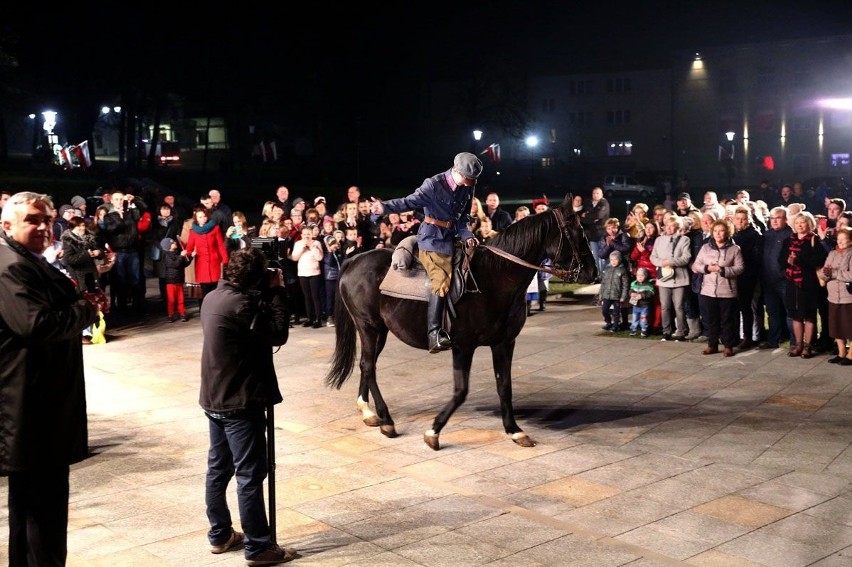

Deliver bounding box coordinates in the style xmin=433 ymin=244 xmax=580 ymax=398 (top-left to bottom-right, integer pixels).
xmin=199 ymin=247 xmax=297 ymax=566
xmin=733 ymin=206 xmax=764 ymax=349
xmin=100 ymin=190 xmax=141 ymax=311
xmin=483 ymin=191 xmax=513 ymax=232
xmin=0 ymin=192 xmax=107 ymax=566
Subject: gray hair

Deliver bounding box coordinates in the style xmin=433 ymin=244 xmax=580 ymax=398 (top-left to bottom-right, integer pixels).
xmin=0 ymin=192 xmax=54 ymax=223
xmin=769 ymin=206 xmax=788 ymax=219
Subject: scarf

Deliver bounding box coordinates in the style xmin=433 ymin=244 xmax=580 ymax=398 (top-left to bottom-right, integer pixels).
xmin=158 ymin=215 xmax=173 ymax=227
xmin=784 ymin=231 xmax=814 ymax=288
xmin=191 ymin=219 xmax=217 ymax=235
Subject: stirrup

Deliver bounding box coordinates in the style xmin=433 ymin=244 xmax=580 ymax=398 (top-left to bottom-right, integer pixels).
xmin=428 ymin=329 xmax=452 ymax=353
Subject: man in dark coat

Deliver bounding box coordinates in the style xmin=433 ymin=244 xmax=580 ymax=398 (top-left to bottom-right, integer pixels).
xmin=732 ymin=206 xmax=764 ymax=349
xmin=199 ymin=247 xmax=295 ymax=565
xmin=369 ymin=152 xmax=482 ymax=353
xmin=0 ymin=191 xmax=107 ymax=566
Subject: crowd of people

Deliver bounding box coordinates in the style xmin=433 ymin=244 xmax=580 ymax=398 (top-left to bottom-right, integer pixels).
xmin=587 ymin=182 xmax=852 ymax=361
xmin=11 ymin=175 xmax=542 ymax=336
xmin=7 ymin=175 xmax=850 ymax=363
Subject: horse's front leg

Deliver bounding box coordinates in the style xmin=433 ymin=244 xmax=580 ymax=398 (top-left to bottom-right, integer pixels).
xmin=491 ymin=340 xmax=535 ymax=447
xmin=357 ymin=328 xmax=397 ymax=437
xmin=424 ymin=347 xmax=474 ymax=450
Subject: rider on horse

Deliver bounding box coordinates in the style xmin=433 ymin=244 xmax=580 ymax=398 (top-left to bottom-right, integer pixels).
xmin=370 ymin=152 xmax=483 ymax=353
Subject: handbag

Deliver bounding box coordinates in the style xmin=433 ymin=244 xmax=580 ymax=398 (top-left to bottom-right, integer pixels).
xmin=185 ymin=283 xmax=203 ymax=299
xmin=656 ymin=266 xmax=674 ymax=282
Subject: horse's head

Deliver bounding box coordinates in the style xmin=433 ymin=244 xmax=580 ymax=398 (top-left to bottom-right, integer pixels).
xmin=551 ymin=193 xmax=597 ymax=284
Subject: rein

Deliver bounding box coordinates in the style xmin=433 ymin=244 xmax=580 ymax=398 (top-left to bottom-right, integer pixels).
xmin=481 ymin=208 xmax=582 ymax=281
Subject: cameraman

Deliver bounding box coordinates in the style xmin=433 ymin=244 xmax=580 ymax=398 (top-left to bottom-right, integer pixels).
xmin=101 ymin=191 xmax=141 ymax=311
xmin=198 ymin=247 xmax=296 ymax=565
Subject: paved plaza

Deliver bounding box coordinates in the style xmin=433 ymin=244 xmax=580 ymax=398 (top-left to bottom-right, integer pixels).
xmin=1 ymin=289 xmax=851 ymax=567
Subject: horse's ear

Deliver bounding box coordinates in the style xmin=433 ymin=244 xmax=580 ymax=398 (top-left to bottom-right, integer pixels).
xmin=560 ymin=193 xmax=573 ymax=209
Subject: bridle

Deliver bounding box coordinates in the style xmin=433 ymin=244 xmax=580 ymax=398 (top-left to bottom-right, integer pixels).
xmin=481 ymin=208 xmax=584 ymax=282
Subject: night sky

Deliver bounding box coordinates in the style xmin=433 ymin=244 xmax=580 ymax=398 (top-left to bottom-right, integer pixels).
xmin=8 ymin=0 xmax=852 ymax=100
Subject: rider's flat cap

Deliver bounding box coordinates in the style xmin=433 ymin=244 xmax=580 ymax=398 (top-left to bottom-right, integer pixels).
xmin=453 ymin=152 xmax=483 ymax=179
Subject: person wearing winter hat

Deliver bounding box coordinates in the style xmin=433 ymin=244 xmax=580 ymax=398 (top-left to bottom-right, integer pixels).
xmin=70 ymin=195 xmax=89 ymax=217
xmin=369 ymin=152 xmax=483 ymax=353
xmin=313 ymin=196 xmax=327 ymax=218
xmin=597 ymin=250 xmax=631 ymax=332
xmin=628 ymin=267 xmax=656 ymax=337
xmin=53 ymin=204 xmax=77 ymax=241
xmin=160 ymin=237 xmax=192 ymax=322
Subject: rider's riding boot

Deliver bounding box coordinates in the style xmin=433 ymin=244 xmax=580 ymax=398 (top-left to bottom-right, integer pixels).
xmin=427 ymin=294 xmax=452 ymax=353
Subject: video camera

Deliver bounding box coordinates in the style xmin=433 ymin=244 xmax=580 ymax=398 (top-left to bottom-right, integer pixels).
xmin=250 ymin=237 xmax=281 ymax=267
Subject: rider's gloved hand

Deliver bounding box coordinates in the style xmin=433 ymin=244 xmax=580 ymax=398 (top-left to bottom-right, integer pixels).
xmin=465 ymin=237 xmax=479 ymax=249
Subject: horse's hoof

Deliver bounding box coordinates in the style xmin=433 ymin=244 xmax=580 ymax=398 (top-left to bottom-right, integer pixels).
xmin=424 ymin=430 xmax=440 ymax=451
xmin=511 ymin=432 xmax=537 ymax=447
xmin=363 ymin=416 xmax=381 ymax=427
xmin=380 ymin=424 xmax=398 ymax=438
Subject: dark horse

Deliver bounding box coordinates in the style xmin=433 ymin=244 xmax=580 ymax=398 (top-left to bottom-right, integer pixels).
xmin=325 ymin=194 xmax=597 ymax=450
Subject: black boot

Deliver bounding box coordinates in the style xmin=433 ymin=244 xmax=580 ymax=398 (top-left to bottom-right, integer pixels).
xmin=427 ymin=294 xmax=452 ymax=353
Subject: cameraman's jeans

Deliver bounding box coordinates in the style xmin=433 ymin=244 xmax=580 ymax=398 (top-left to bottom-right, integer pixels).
xmin=205 ymin=410 xmax=272 ymax=555
xmin=111 ymin=250 xmax=140 ymax=307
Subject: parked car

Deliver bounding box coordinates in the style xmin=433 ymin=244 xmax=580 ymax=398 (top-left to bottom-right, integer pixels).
xmin=602 ymin=175 xmax=659 ymax=199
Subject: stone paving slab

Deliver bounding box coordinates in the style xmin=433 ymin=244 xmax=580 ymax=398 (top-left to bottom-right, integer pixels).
xmin=1 ymin=293 xmax=850 ymax=566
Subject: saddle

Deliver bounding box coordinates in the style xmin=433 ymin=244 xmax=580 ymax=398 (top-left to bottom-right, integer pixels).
xmin=379 ymin=236 xmax=476 ymax=313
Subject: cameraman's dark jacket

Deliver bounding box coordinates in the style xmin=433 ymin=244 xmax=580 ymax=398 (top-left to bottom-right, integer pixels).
xmin=199 ymin=281 xmax=289 ymax=413
xmin=101 ymin=207 xmax=140 ymax=251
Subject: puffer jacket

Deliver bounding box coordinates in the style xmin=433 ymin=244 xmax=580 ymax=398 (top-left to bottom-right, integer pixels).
xmin=823 ymin=247 xmax=852 ymax=305
xmin=692 ymin=238 xmax=744 ymax=298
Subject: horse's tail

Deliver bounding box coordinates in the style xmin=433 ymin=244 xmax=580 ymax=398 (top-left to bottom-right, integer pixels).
xmin=326 ymin=282 xmax=357 ymax=390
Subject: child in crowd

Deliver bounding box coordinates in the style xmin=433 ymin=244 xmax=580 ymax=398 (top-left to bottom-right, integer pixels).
xmin=598 ymin=250 xmax=630 ymax=331
xmin=160 ymin=237 xmax=192 ymax=322
xmin=342 ymin=226 xmax=362 ymax=260
xmin=322 ymin=234 xmax=346 ymax=326
xmin=628 ymin=267 xmax=656 ymax=337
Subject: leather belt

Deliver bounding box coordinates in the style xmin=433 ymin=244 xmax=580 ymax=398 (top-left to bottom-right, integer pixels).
xmin=423 ymin=216 xmax=453 ymax=229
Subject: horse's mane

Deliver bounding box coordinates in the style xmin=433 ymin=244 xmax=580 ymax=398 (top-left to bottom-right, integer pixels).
xmin=477 ymin=208 xmax=559 ymax=272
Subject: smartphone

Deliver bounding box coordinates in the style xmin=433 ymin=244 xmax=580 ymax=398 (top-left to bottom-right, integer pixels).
xmin=819 ymin=218 xmax=828 ymax=231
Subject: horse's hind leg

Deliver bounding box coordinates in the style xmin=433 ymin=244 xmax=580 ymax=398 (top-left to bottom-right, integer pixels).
xmin=491 ymin=340 xmax=535 ymax=447
xmin=357 ymin=328 xmax=397 ymax=437
xmin=424 ymin=347 xmax=474 ymax=450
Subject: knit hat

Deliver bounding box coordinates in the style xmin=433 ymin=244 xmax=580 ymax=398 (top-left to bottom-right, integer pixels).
xmin=160 ymin=237 xmax=175 ymax=251
xmin=609 ymin=250 xmax=622 ymax=261
xmin=636 ymin=267 xmax=650 ymax=279
xmin=71 ymin=195 xmax=86 ymax=208
xmin=58 ymin=204 xmax=74 ymax=217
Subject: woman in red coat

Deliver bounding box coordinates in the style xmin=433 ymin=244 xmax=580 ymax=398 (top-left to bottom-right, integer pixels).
xmin=630 ymin=220 xmax=663 ymax=332
xmin=184 ymin=206 xmax=229 ymax=303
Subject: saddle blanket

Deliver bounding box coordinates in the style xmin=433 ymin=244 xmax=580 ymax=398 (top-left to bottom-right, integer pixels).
xmin=379 ymin=267 xmax=430 ymax=302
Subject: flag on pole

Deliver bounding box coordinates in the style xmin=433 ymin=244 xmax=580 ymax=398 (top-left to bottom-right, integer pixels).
xmin=76 ymin=140 xmax=92 ymax=168
xmin=481 ymin=143 xmax=501 ymax=165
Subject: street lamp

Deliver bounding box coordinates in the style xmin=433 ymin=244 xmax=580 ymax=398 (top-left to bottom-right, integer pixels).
xmin=525 ymin=135 xmax=539 ymax=187
xmin=724 ymin=131 xmax=735 ymax=192
xmin=471 ymin=129 xmax=483 ymax=154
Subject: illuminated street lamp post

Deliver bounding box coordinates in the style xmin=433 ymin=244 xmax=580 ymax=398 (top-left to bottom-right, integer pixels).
xmin=471 ymin=129 xmax=483 ymax=155
xmin=725 ymin=131 xmax=735 ymax=192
